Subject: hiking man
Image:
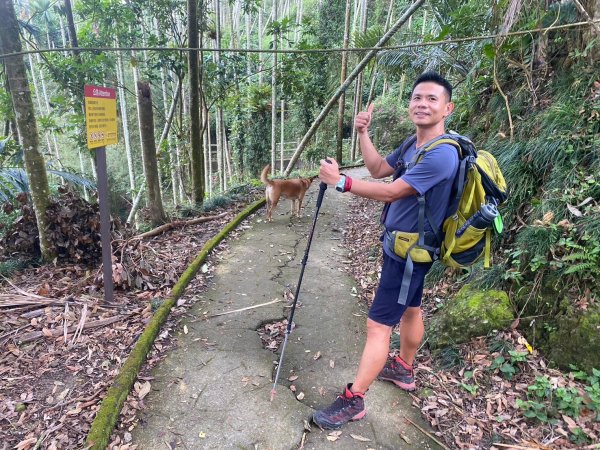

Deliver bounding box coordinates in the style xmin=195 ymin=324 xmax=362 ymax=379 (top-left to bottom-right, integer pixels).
xmin=314 ymin=71 xmax=458 ymax=429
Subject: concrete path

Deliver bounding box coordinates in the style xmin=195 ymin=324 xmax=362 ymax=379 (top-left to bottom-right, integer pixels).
xmin=132 ymin=167 xmax=442 ymax=450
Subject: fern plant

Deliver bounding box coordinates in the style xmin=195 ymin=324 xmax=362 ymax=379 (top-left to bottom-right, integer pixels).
xmin=562 ymin=241 xmax=600 ymax=281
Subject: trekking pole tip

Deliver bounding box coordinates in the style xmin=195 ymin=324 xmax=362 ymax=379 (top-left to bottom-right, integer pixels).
xmin=270 ymin=388 xmax=277 ymax=402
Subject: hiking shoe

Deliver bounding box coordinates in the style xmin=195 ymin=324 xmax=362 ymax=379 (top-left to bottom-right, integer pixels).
xmin=312 ymin=383 xmax=366 ymax=430
xmin=377 ymin=356 xmax=416 ymax=391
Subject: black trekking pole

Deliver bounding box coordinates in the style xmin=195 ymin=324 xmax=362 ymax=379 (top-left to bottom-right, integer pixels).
xmin=270 ymin=175 xmax=329 ymax=401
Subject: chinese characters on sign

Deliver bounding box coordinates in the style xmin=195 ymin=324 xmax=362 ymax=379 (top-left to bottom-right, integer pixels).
xmin=84 ymin=85 xmax=118 ymax=149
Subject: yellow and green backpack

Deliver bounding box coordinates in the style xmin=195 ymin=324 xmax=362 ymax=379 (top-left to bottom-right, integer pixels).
xmin=383 ymin=133 xmax=508 ymax=304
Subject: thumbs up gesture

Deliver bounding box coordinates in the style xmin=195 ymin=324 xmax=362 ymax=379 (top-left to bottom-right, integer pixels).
xmin=354 ymin=103 xmax=374 ymax=134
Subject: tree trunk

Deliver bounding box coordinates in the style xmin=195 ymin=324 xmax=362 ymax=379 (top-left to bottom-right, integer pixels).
xmin=2 ymin=73 xmax=19 ymax=143
xmin=26 ymin=50 xmax=53 ymax=156
xmin=115 ymin=37 xmax=137 ymax=206
xmin=168 ymin=76 xmax=184 ymax=206
xmin=174 ymin=77 xmax=186 ymax=204
xmin=223 ymin=120 xmax=233 ymax=181
xmin=188 ymin=0 xmax=204 ymax=205
xmin=336 ymin=0 xmax=352 ymax=163
xmin=0 ymin=0 xmax=55 ymax=262
xmin=350 ymin=0 xmax=367 ymax=161
xmin=58 ymin=15 xmax=68 ymax=47
xmin=258 ymin=3 xmax=264 ymax=84
xmin=136 ymin=81 xmax=167 ymax=226
xmin=63 ymin=0 xmax=79 ymax=55
xmin=271 ymin=0 xmax=278 ymax=169
xmin=533 ymin=2 xmax=548 ymax=81
xmin=245 ymin=8 xmax=252 ymax=75
xmin=284 ymin=0 xmax=425 ymax=175
xmin=294 ymin=0 xmax=304 ymax=43
xmin=365 ymin=0 xmax=394 ymax=108
xmin=578 ymin=0 xmax=600 ymax=62
xmin=34 ymin=51 xmax=61 ymax=164
xmin=204 ymin=108 xmax=213 ymax=196
xmin=214 ymin=0 xmax=226 ymax=192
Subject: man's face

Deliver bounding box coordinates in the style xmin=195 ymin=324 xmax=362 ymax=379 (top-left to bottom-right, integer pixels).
xmin=408 ymin=81 xmax=454 ymax=128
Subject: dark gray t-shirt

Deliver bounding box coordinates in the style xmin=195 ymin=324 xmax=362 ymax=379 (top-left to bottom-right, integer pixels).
xmin=384 ymin=140 xmax=459 ymax=234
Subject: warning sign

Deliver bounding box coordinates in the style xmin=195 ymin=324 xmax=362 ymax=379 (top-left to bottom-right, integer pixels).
xmin=84 ymin=85 xmax=118 ymax=149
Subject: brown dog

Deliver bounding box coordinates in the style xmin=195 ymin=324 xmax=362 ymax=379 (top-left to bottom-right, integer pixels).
xmin=261 ymin=164 xmax=313 ymax=221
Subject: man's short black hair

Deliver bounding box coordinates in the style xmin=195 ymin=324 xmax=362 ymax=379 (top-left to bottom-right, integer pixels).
xmin=411 ymin=71 xmax=453 ymax=101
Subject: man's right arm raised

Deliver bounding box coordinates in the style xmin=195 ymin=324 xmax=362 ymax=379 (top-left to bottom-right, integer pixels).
xmin=355 ymin=103 xmax=394 ymax=179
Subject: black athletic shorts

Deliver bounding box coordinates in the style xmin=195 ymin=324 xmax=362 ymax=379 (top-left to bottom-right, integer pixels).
xmin=368 ymin=251 xmax=432 ymax=326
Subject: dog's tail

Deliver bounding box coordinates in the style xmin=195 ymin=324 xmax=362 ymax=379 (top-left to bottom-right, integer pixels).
xmin=261 ymin=164 xmax=273 ymax=185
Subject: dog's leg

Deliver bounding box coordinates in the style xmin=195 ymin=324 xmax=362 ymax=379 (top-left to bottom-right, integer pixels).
xmin=297 ymin=194 xmax=306 ymax=218
xmin=269 ymin=195 xmax=280 ymax=222
xmin=265 ymin=189 xmax=271 ymax=221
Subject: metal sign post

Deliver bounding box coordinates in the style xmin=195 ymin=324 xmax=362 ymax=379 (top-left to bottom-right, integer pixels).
xmin=94 ymin=146 xmax=114 ymax=302
xmin=84 ymin=85 xmax=118 ymax=303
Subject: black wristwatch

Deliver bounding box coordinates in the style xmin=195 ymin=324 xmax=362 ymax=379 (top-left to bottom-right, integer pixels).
xmin=335 ymin=175 xmax=347 ymax=192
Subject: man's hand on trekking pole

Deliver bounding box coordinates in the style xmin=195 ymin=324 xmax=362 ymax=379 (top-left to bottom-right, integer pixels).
xmin=355 ymin=103 xmax=374 ymax=134
xmin=319 ymin=158 xmax=341 ymax=185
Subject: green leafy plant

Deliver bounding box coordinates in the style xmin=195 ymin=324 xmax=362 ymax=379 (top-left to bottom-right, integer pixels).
xmin=460 ymin=382 xmax=479 ymax=396
xmin=508 ymin=350 xmax=528 ymax=364
xmin=569 ymin=427 xmax=591 ymax=446
xmin=528 ymin=376 xmax=553 ymax=401
xmin=516 ymin=376 xmax=555 ymax=423
xmin=516 ymin=398 xmax=552 ymax=423
xmin=554 ymin=386 xmax=583 ymax=418
xmin=516 ymin=371 xmax=600 ymax=434
xmin=571 ymin=367 xmax=600 ymax=420
xmin=460 ymin=371 xmax=479 ymax=395
xmin=489 ymin=350 xmax=528 ymax=380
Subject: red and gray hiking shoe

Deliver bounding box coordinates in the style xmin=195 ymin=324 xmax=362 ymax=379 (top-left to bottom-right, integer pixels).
xmin=312 ymin=383 xmax=366 ymax=430
xmin=377 ymin=356 xmax=416 ymax=391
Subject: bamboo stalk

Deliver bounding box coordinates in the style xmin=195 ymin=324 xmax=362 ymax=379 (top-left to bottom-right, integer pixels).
xmin=283 ymin=0 xmax=426 ymax=175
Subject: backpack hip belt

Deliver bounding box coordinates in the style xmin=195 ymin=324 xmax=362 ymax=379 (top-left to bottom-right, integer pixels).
xmin=383 ymin=229 xmax=437 ymax=264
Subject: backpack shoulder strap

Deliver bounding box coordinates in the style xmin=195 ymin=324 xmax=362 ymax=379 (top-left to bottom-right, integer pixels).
xmin=400 ymin=135 xmax=417 ymax=157
xmin=391 ymin=135 xmax=417 ymax=180
xmin=422 ymin=136 xmax=462 ymax=158
xmin=413 ymin=136 xmax=464 ymax=246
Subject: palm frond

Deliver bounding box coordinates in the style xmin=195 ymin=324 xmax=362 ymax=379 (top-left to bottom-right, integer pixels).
xmin=0 ymin=169 xmax=29 ymax=202
xmin=48 ymin=170 xmax=96 ymax=190
xmin=17 ymin=20 xmax=41 ymax=40
xmin=0 ymin=168 xmax=95 ymax=203
xmin=352 ymin=25 xmax=386 ymax=49
xmin=378 ymin=45 xmax=468 ymax=76
xmin=0 ymin=168 xmax=29 ymax=191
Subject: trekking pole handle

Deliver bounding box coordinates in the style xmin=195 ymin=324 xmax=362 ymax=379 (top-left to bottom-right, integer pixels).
xmin=317 ymin=159 xmax=332 ymax=208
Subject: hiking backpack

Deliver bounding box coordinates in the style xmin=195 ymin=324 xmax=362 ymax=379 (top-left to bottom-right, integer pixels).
xmin=382 ymin=132 xmax=508 ymax=304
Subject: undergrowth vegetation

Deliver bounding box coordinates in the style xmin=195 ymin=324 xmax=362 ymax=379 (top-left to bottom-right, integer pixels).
xmin=439 ymin=25 xmax=599 ymax=373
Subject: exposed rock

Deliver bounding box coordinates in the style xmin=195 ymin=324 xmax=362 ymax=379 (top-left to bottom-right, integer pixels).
xmin=542 ymin=303 xmax=600 ymax=372
xmin=427 ymin=284 xmax=513 ymax=350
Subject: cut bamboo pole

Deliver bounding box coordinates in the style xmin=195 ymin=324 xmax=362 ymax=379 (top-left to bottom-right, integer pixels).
xmin=283 ymin=0 xmax=425 ymax=175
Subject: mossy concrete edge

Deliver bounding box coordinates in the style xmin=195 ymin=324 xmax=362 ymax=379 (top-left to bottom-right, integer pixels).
xmin=85 ymin=198 xmax=266 ymax=450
